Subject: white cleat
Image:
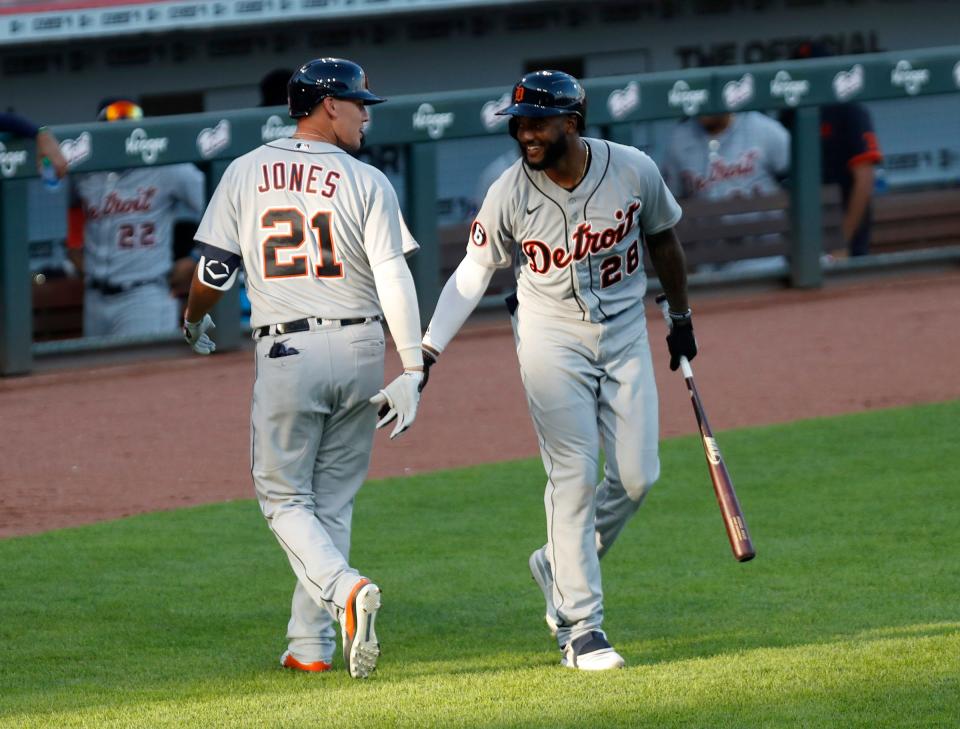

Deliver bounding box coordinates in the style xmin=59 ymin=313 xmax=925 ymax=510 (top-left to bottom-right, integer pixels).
xmin=341 ymin=578 xmax=381 ymax=678
xmin=528 ymin=548 xmax=560 ymax=637
xmin=561 ymin=630 xmax=626 ymax=671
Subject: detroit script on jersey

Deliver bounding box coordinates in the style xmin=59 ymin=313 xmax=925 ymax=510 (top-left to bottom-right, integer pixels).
xmin=663 ymin=112 xmax=790 ymax=201
xmin=71 ymin=164 xmax=205 ymax=285
xmin=520 ymin=201 xmax=642 ymax=275
xmin=468 ymin=139 xmax=681 ymax=322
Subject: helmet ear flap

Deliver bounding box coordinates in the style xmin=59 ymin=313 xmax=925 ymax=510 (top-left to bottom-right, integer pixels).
xmin=509 ymin=116 xmax=519 ymax=139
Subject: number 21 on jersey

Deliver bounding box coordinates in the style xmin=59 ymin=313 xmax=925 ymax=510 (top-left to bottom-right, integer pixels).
xmin=261 ymin=208 xmax=344 ymax=280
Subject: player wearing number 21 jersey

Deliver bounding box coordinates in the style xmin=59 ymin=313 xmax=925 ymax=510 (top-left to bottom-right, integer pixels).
xmin=182 ymin=59 xmax=424 ymax=679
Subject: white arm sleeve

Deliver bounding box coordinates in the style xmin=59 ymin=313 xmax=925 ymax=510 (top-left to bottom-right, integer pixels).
xmin=422 ymin=256 xmax=495 ymax=354
xmin=371 ymin=255 xmax=424 ymax=370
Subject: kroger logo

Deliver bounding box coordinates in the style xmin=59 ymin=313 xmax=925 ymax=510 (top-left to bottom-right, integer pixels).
xmin=61 ymin=132 xmax=93 ymax=168
xmin=607 ymin=81 xmax=640 ymax=120
xmin=197 ymin=120 xmax=231 ymax=159
xmin=722 ymin=73 xmax=754 ymax=110
xmin=481 ymin=93 xmax=511 ymax=131
xmin=833 ymin=64 xmax=865 ymax=101
xmin=413 ymin=103 xmax=455 ymax=139
xmin=261 ymin=115 xmax=296 ymax=142
xmin=770 ymin=70 xmax=810 ymax=107
xmin=0 ymin=141 xmax=28 ymax=177
xmin=125 ymin=128 xmax=168 ymax=164
xmin=668 ymin=81 xmax=709 ymax=116
xmin=891 ymin=60 xmax=930 ymax=96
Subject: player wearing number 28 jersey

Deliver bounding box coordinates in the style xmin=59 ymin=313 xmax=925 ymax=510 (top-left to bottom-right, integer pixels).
xmin=422 ymin=71 xmax=697 ymax=670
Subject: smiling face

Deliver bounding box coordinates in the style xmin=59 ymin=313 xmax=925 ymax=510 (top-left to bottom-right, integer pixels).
xmin=514 ymin=115 xmax=575 ymax=170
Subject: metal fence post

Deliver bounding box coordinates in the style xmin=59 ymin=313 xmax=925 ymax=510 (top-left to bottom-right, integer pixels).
xmin=0 ymin=179 xmax=33 ymax=375
xmin=789 ymin=106 xmax=823 ymax=288
xmin=406 ymin=142 xmax=439 ymax=324
xmin=205 ymin=159 xmax=243 ymax=351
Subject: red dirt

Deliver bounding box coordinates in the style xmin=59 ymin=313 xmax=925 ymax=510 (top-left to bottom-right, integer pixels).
xmin=1 ymin=270 xmax=957 ymax=539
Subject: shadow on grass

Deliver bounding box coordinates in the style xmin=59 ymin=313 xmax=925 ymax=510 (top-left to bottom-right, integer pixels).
xmin=2 ymin=622 xmax=957 ymax=728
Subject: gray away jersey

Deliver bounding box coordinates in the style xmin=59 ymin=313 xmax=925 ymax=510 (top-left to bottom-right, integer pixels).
xmin=195 ymin=137 xmax=407 ymax=328
xmin=468 ymin=138 xmax=681 ymax=322
xmin=662 ymin=111 xmax=790 ymax=201
xmin=72 ymin=164 xmax=205 ymax=285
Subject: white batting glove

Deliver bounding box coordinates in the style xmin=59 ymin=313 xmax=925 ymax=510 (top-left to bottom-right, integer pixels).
xmin=369 ymin=371 xmax=424 ymax=439
xmin=183 ymin=314 xmax=216 ymax=355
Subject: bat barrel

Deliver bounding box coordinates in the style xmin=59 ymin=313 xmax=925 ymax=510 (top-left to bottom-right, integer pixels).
xmin=688 ymin=365 xmax=757 ymax=562
xmin=655 ymin=292 xmax=756 ymax=563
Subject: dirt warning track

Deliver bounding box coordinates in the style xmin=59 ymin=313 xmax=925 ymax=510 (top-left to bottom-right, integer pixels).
xmin=1 ymin=270 xmax=957 ymax=538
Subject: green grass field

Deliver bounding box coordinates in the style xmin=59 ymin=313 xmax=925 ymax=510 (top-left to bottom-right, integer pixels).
xmin=1 ymin=401 xmax=958 ymax=728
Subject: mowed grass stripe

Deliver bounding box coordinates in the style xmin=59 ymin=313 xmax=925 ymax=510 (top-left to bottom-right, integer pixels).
xmin=0 ymin=400 xmax=957 ymax=728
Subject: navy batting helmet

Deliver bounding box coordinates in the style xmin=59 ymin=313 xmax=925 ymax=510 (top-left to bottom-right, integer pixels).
xmin=497 ymin=70 xmax=587 ymax=136
xmin=287 ymin=58 xmax=386 ymax=118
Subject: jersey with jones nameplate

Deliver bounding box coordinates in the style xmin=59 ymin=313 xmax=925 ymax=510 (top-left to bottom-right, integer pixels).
xmin=469 ymin=139 xmax=681 ymax=322
xmin=195 ymin=137 xmax=410 ymax=328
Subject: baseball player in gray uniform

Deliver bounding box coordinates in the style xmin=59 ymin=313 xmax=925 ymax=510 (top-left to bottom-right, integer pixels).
xmin=421 ymin=71 xmax=697 ymax=670
xmin=181 ymin=59 xmax=424 ymax=679
xmin=662 ymin=111 xmax=790 ymax=270
xmin=69 ymin=98 xmax=205 ymax=337
xmin=662 ymin=111 xmax=790 ymax=201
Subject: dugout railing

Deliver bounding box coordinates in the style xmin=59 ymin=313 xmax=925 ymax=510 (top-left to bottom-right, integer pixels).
xmin=2 ymin=45 xmax=960 ymax=375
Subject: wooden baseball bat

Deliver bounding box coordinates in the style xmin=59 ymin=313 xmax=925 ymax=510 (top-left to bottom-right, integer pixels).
xmin=655 ymin=294 xmax=755 ymax=562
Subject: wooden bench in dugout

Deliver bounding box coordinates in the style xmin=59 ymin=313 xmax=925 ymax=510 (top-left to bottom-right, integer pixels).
xmin=436 ymin=185 xmax=960 ymax=297
xmin=29 ymin=186 xmax=960 ymax=339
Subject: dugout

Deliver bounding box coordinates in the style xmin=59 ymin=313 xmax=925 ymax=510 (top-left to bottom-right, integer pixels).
xmin=2 ymin=46 xmax=960 ymax=375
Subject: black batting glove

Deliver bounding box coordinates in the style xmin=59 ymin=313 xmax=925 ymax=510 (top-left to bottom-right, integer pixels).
xmin=419 ymin=348 xmax=437 ymax=393
xmin=666 ymin=312 xmax=697 ymax=371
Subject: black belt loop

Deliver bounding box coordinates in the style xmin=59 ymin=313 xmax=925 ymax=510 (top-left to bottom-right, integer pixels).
xmin=254 ymin=315 xmax=381 ymax=339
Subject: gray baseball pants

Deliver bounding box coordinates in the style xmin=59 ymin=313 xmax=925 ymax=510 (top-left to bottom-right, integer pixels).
xmin=250 ymin=319 xmax=384 ymax=664
xmin=513 ymin=304 xmax=660 ymax=649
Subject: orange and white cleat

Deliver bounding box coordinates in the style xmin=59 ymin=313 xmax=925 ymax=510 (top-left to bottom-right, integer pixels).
xmin=280 ymin=650 xmax=332 ymax=673
xmin=341 ymin=578 xmax=381 ymax=678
